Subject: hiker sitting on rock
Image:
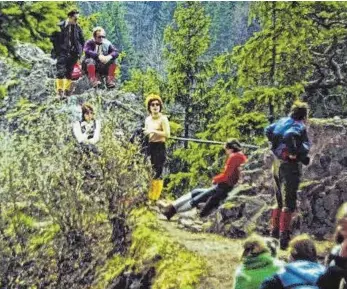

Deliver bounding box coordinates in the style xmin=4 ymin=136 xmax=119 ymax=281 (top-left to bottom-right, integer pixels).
xmin=260 ymin=234 xmax=325 ymax=289
xmin=161 ymin=139 xmax=247 ymax=220
xmin=83 ymin=27 xmax=119 ymax=89
xmin=50 ymin=9 xmax=84 ymax=99
xmin=233 ymin=234 xmax=283 ymax=289
xmin=73 ymin=103 xmax=101 ymax=155
xmin=318 ymin=203 xmax=347 ymax=289
xmin=265 ymin=101 xmax=311 ymax=250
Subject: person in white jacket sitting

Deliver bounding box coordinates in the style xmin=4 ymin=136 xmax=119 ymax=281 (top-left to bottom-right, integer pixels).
xmin=73 ymin=103 xmax=101 ymax=154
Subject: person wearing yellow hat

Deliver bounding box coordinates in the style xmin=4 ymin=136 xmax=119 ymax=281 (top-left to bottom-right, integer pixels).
xmin=143 ymin=94 xmax=170 ymax=201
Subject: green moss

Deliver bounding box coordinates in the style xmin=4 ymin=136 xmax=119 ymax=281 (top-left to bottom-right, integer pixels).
xmin=299 ymin=180 xmax=320 ymax=190
xmin=223 ymin=201 xmax=235 ymax=209
xmin=129 ymin=208 xmax=207 ymax=289
xmin=28 ymin=223 xmax=60 ymax=251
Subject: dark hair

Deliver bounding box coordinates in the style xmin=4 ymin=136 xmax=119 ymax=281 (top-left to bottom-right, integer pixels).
xmin=242 ymin=234 xmax=269 ymax=258
xmin=81 ymin=103 xmax=94 ymax=121
xmin=148 ymin=99 xmax=162 ymax=113
xmin=289 ymin=234 xmax=317 ymax=262
xmin=290 ymin=101 xmax=309 ymax=121
xmin=335 ymin=203 xmax=347 ymax=244
xmin=67 ymin=10 xmax=79 ymax=18
xmin=225 ymin=139 xmax=241 ymax=152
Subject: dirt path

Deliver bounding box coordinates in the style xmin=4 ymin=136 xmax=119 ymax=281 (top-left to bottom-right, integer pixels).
xmin=159 ymin=218 xmax=243 ymax=289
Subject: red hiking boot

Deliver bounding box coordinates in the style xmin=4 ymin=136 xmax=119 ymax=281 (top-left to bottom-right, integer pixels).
xmin=106 ymin=63 xmax=117 ymax=88
xmin=87 ymin=64 xmax=101 ymax=88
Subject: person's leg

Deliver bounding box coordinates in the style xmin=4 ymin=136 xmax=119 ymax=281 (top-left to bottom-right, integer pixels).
xmin=199 ymin=184 xmax=231 ymax=217
xmin=279 ymin=162 xmax=301 ymax=249
xmin=64 ymin=53 xmax=78 ymax=96
xmin=271 ymin=159 xmax=282 ymax=238
xmin=104 ymin=60 xmax=117 ymax=88
xmin=56 ymin=53 xmax=67 ymax=98
xmin=85 ymin=58 xmax=100 ymax=88
xmin=151 ymin=143 xmax=166 ymax=200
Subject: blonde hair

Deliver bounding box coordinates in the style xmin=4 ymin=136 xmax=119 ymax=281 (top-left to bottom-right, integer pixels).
xmin=93 ymin=26 xmax=105 ymax=38
xmin=242 ymin=234 xmax=269 ymax=258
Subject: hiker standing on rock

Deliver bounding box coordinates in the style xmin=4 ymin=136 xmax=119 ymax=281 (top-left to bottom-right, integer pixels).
xmin=144 ymin=94 xmax=170 ymax=202
xmin=83 ymin=27 xmax=119 ymax=89
xmin=260 ymin=235 xmax=325 ymax=289
xmin=234 ymin=234 xmax=283 ymax=289
xmin=161 ymin=139 xmax=247 ymax=220
xmin=318 ymin=203 xmax=347 ymax=289
xmin=265 ymin=101 xmax=311 ymax=250
xmin=51 ymin=9 xmax=84 ymax=99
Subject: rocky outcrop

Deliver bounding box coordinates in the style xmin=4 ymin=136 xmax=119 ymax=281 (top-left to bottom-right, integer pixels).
xmin=204 ymin=118 xmax=347 ymax=240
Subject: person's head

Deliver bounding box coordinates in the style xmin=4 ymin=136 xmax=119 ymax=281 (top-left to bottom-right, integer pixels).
xmin=242 ymin=234 xmax=270 ymax=259
xmin=81 ymin=103 xmax=94 ymax=122
xmin=288 ymin=234 xmax=317 ymax=262
xmin=290 ymin=101 xmax=309 ymax=122
xmin=145 ymin=94 xmax=163 ymax=115
xmin=67 ymin=10 xmax=79 ymax=23
xmin=335 ymin=203 xmax=347 ymax=244
xmin=225 ymin=139 xmax=242 ymax=155
xmin=93 ymin=27 xmax=106 ymax=44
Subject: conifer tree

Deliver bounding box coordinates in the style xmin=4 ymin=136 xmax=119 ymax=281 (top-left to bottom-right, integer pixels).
xmin=164 ymin=2 xmax=211 ymax=148
xmin=0 ymin=2 xmax=71 ymax=57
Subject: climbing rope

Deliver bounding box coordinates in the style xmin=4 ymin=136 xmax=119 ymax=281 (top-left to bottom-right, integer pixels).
xmin=101 ymin=96 xmax=259 ymax=149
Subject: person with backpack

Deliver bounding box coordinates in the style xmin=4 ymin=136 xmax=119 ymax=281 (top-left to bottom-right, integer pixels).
xmin=317 ymin=203 xmax=347 ymax=289
xmin=73 ymin=103 xmax=101 ymax=155
xmin=233 ymin=234 xmax=283 ymax=289
xmin=144 ymin=94 xmax=170 ymax=202
xmin=161 ymin=139 xmax=247 ymax=220
xmin=50 ymin=10 xmax=84 ymax=99
xmin=265 ymin=101 xmax=311 ymax=250
xmin=260 ymin=234 xmax=325 ymax=289
xmin=83 ymin=27 xmax=119 ymax=89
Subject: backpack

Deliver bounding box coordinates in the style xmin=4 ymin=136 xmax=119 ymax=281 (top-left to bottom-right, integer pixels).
xmin=71 ymin=63 xmax=82 ymax=80
xmin=267 ymin=117 xmax=306 ymax=161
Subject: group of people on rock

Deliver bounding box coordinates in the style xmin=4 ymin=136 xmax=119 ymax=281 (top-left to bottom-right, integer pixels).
xmin=50 ymin=9 xmax=119 ymax=99
xmin=234 ymin=203 xmax=347 ymax=289
xmin=54 ymin=11 xmax=346 ymax=287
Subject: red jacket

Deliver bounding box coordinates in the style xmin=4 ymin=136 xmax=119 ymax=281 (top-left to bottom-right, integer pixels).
xmin=213 ymin=152 xmax=247 ymax=186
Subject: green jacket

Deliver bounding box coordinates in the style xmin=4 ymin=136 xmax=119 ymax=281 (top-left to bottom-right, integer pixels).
xmin=234 ymin=252 xmax=283 ymax=289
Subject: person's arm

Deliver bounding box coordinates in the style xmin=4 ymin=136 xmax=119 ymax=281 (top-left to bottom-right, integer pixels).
xmin=265 ymin=123 xmax=276 ymax=141
xmin=78 ymin=26 xmax=85 ymax=48
xmin=73 ymin=121 xmax=87 ymax=143
xmin=233 ymin=267 xmax=246 ymax=289
xmin=317 ymin=266 xmax=347 ymax=289
xmin=260 ymin=275 xmax=284 ymax=289
xmin=84 ymin=40 xmax=98 ymax=59
xmin=108 ymin=43 xmax=119 ymax=59
xmin=87 ymin=120 xmax=101 ymax=145
xmin=212 ymin=154 xmax=245 ymax=184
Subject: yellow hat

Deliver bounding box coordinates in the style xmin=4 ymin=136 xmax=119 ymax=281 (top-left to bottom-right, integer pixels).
xmin=145 ymin=94 xmax=163 ymax=112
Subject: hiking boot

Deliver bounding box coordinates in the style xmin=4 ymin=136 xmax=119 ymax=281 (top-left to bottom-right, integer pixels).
xmin=106 ymin=63 xmax=116 ymax=88
xmin=87 ymin=64 xmax=101 ymax=88
xmin=280 ymin=231 xmax=291 ymax=250
xmin=161 ymin=204 xmax=176 ymax=221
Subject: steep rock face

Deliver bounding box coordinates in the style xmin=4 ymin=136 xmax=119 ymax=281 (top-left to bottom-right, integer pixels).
xmin=208 ymin=118 xmax=347 ymax=240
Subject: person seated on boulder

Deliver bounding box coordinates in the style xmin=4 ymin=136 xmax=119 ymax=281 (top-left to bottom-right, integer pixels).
xmin=50 ymin=9 xmax=85 ymax=99
xmin=260 ymin=234 xmax=325 ymax=289
xmin=73 ymin=103 xmax=101 ymax=155
xmin=83 ymin=27 xmax=119 ymax=88
xmin=234 ymin=234 xmax=283 ymax=289
xmin=265 ymin=101 xmax=311 ymax=250
xmin=161 ymin=139 xmax=247 ymax=220
xmin=317 ymin=203 xmax=347 ymax=289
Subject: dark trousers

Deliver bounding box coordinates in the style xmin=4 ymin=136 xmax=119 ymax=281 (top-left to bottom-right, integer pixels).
xmin=273 ymin=160 xmax=301 ymax=212
xmin=148 ymin=142 xmax=166 ymax=179
xmin=56 ymin=51 xmax=79 ymax=79
xmin=191 ymin=183 xmax=232 ymax=217
xmin=83 ymin=57 xmax=115 ymax=76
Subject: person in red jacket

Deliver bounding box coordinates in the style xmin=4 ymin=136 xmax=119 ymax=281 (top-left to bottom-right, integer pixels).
xmin=161 ymin=139 xmax=247 ymax=220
